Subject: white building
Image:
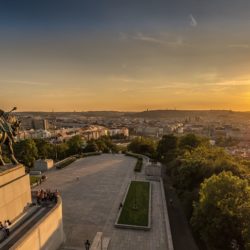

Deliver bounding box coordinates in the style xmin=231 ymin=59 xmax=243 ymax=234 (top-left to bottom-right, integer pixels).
xmin=108 ymin=127 xmax=129 ymax=137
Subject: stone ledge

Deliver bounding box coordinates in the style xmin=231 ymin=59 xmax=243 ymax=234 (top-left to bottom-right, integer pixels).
xmin=0 ymin=164 xmax=25 ymax=187
xmin=0 ymin=164 xmax=23 ymax=174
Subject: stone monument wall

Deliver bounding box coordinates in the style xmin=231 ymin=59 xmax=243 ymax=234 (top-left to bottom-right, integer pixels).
xmin=0 ymin=165 xmax=31 ymax=222
xmin=11 ymin=197 xmax=64 ymax=250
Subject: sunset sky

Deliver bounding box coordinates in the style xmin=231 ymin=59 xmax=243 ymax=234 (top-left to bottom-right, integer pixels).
xmin=1 ymin=0 xmax=250 ymax=111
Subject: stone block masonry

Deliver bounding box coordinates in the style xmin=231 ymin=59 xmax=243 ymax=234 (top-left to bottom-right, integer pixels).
xmin=0 ymin=165 xmax=31 ymax=222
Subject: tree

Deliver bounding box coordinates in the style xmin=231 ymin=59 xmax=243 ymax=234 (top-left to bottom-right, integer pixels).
xmin=84 ymin=140 xmax=99 ymax=153
xmin=95 ymin=137 xmax=110 ymax=153
xmin=170 ymin=146 xmax=246 ymax=191
xmin=66 ymin=135 xmax=84 ymax=155
xmin=179 ymin=134 xmax=207 ymax=151
xmin=158 ymin=133 xmax=250 ymax=249
xmin=164 ymin=143 xmax=249 ymax=223
xmin=128 ymin=137 xmax=156 ymax=157
xmin=157 ymin=134 xmax=178 ymax=161
xmin=14 ymin=139 xmax=38 ymax=168
xmin=55 ymin=143 xmax=69 ymax=160
xmin=191 ymin=171 xmax=250 ymax=250
xmin=34 ymin=139 xmax=54 ymax=159
xmin=110 ymin=133 xmax=127 ymax=140
xmin=96 ymin=136 xmax=119 ymax=153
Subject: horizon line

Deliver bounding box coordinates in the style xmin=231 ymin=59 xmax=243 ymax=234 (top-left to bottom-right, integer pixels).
xmin=15 ymin=109 xmax=250 ymax=113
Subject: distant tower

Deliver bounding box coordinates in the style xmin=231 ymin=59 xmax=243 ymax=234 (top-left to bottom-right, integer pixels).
xmin=51 ymin=109 xmax=57 ymax=130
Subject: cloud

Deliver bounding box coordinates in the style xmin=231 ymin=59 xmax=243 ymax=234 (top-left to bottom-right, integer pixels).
xmin=189 ymin=14 xmax=198 ymax=27
xmin=167 ymin=36 xmax=184 ymax=47
xmin=0 ymin=80 xmax=50 ymax=86
xmin=119 ymin=32 xmax=185 ymax=47
xmin=39 ymin=91 xmax=95 ymax=99
xmin=109 ymin=76 xmax=145 ymax=83
xmin=195 ymin=72 xmax=220 ymax=83
xmin=227 ymin=44 xmax=250 ymax=49
xmin=119 ymin=32 xmax=128 ymax=40
xmin=132 ymin=33 xmax=164 ymax=44
xmin=215 ymin=79 xmax=250 ymax=86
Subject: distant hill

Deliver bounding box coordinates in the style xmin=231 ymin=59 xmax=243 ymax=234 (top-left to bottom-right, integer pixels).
xmin=17 ymin=109 xmax=250 ymax=120
xmin=81 ymin=111 xmax=130 ymax=117
xmin=17 ymin=111 xmax=134 ymax=118
xmin=127 ymin=109 xmax=244 ymax=119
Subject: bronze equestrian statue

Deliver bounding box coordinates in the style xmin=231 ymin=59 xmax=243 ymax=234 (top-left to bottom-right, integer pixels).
xmin=0 ymin=107 xmax=21 ymax=166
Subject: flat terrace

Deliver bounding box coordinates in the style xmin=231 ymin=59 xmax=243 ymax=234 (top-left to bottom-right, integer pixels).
xmin=35 ymin=154 xmax=169 ymax=250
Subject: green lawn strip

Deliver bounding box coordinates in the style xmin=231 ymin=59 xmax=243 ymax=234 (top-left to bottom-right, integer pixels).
xmin=30 ymin=175 xmax=41 ymax=185
xmin=125 ymin=152 xmax=144 ymax=172
xmin=118 ymin=181 xmax=150 ymax=226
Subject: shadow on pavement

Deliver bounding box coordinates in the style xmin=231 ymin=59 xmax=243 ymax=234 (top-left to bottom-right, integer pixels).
xmin=163 ymin=175 xmax=199 ymax=250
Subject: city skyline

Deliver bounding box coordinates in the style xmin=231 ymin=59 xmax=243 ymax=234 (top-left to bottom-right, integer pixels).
xmin=1 ymin=0 xmax=250 ymax=111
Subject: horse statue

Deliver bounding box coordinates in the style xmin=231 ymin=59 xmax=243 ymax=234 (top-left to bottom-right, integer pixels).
xmin=0 ymin=107 xmax=21 ymax=166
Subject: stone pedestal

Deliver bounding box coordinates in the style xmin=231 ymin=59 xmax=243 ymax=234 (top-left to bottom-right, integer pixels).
xmin=33 ymin=159 xmax=54 ymax=172
xmin=0 ymin=165 xmax=31 ymax=222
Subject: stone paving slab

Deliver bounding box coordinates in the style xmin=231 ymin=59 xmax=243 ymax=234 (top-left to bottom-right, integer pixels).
xmin=35 ymin=154 xmax=168 ymax=250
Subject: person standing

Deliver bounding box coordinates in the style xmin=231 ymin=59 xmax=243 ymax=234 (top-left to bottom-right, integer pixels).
xmin=84 ymin=239 xmax=90 ymax=250
xmin=4 ymin=220 xmax=10 ymax=237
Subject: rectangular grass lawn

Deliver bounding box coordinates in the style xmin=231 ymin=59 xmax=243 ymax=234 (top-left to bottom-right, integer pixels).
xmin=118 ymin=181 xmax=150 ymax=227
xmin=30 ymin=175 xmax=41 ymax=185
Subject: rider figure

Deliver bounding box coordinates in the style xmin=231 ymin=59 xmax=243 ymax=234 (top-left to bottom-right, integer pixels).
xmin=0 ymin=107 xmax=17 ymax=143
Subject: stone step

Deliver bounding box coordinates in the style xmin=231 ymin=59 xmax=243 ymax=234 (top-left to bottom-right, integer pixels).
xmin=0 ymin=205 xmax=40 ymax=243
xmin=61 ymin=246 xmax=83 ymax=250
xmin=102 ymin=237 xmax=110 ymax=250
xmin=10 ymin=205 xmax=40 ymax=230
xmin=0 ymin=207 xmax=47 ymax=250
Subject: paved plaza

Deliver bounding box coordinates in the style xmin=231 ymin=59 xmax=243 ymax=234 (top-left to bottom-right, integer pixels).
xmin=35 ymin=154 xmax=168 ymax=250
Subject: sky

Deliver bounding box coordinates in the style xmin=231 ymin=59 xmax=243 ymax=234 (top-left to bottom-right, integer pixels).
xmin=1 ymin=0 xmax=250 ymax=111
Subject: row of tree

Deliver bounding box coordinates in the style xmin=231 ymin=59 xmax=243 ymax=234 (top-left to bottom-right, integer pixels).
xmin=128 ymin=134 xmax=250 ymax=249
xmin=127 ymin=137 xmax=157 ymax=158
xmin=8 ymin=135 xmax=120 ymax=168
xmin=12 ymin=135 xmax=84 ymax=168
xmin=83 ymin=136 xmax=122 ymax=153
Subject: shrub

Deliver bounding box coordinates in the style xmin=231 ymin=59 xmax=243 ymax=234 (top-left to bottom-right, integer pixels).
xmin=56 ymin=157 xmax=76 ymax=169
xmin=134 ymin=158 xmax=143 ymax=172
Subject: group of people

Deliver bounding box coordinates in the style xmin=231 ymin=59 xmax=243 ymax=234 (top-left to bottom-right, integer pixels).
xmin=0 ymin=220 xmax=11 ymax=238
xmin=35 ymin=189 xmax=59 ymax=205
